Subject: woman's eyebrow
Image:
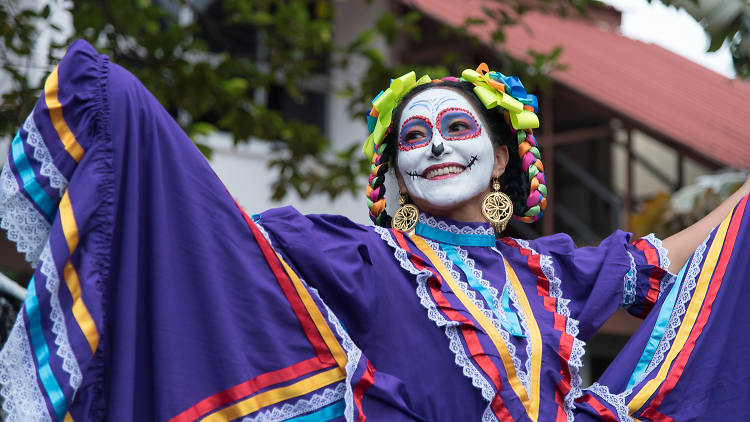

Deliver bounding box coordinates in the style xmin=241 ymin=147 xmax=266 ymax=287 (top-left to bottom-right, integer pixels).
xmin=407 ymin=99 xmax=431 ymax=113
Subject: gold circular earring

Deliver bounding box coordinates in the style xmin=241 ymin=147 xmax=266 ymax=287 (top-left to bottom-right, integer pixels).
xmin=392 ymin=193 xmax=419 ymax=235
xmin=482 ymin=178 xmax=513 ymax=234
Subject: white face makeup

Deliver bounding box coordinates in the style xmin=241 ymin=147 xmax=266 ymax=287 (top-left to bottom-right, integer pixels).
xmin=397 ymin=87 xmax=495 ymax=211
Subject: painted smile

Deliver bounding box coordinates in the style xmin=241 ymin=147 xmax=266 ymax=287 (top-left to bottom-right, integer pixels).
xmin=423 ymin=163 xmax=465 ymax=180
xmin=406 ymin=155 xmax=479 ymax=180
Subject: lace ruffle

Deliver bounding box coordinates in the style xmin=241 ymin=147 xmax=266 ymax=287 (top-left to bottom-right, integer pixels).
xmin=39 ymin=243 xmax=82 ymax=391
xmin=308 ymin=285 xmax=362 ymax=422
xmin=642 ymin=233 xmax=670 ymax=272
xmin=622 ymin=251 xmax=637 ymax=308
xmin=242 ymin=383 xmax=346 ymax=422
xmin=23 ymin=113 xmax=68 ymax=198
xmin=419 ymin=214 xmax=494 ymax=236
xmin=0 ymin=164 xmax=50 ymax=267
xmin=587 ymin=382 xmax=633 ymax=422
xmin=375 ymin=227 xmax=496 ymax=404
xmin=643 ymin=233 xmax=677 ymax=293
xmin=0 ymin=313 xmax=51 ymax=421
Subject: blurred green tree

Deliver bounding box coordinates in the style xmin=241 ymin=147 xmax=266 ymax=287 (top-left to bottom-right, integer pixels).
xmin=653 ymin=0 xmax=750 ymax=79
xmin=0 ymin=0 xmax=587 ymax=202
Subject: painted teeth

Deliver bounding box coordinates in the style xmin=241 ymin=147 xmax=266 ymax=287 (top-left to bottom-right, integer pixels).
xmin=424 ymin=166 xmax=464 ymax=179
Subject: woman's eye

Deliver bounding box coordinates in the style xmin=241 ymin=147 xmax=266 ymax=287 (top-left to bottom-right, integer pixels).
xmin=449 ymin=121 xmax=469 ymax=133
xmin=405 ymin=130 xmax=426 ymax=142
xmin=399 ymin=116 xmax=432 ymax=150
xmin=438 ymin=109 xmax=480 ymax=140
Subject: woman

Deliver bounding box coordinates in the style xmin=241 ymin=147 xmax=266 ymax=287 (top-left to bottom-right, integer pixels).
xmin=1 ymin=40 xmax=749 ymax=421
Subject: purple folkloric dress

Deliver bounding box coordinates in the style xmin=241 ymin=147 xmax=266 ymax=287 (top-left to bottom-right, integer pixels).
xmin=1 ymin=40 xmax=749 ymax=422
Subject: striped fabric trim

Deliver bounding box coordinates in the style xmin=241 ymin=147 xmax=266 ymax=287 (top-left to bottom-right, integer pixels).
xmin=389 ymin=230 xmax=514 ymax=422
xmin=352 ymin=360 xmax=374 ymax=422
xmin=628 ymin=198 xmax=744 ymax=415
xmin=202 ymin=368 xmax=345 ymax=421
xmin=633 ymin=238 xmax=667 ymax=318
xmin=10 ymin=132 xmax=56 ymax=219
xmin=504 ymin=239 xmax=580 ymax=422
xmin=631 ymin=196 xmax=747 ymax=418
xmin=403 ymin=231 xmax=547 ymax=421
xmin=575 ymin=394 xmax=618 ymax=422
xmin=58 ymin=192 xmax=99 ymax=354
xmin=23 ymin=277 xmax=68 ymax=421
xmin=170 ymin=206 xmax=348 ymax=421
xmin=43 ymin=66 xmax=84 ymax=163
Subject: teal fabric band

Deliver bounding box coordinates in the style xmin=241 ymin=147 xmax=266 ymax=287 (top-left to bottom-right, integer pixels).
xmin=500 ymin=283 xmax=525 ymax=338
xmin=415 ymin=222 xmax=495 ymax=247
xmin=441 ymin=244 xmax=525 ymax=338
xmin=286 ymin=399 xmax=345 ymax=421
xmin=25 ymin=277 xmax=67 ymax=421
xmin=625 ymin=261 xmax=687 ymax=390
xmin=11 ymin=132 xmax=56 ymax=219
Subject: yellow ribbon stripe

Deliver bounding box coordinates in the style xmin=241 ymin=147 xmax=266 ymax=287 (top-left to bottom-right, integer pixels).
xmin=59 ymin=192 xmax=79 ymax=254
xmin=504 ymin=257 xmax=542 ymax=420
xmin=276 ymin=253 xmax=348 ymax=369
xmin=44 ymin=66 xmax=85 ymax=163
xmin=627 ymin=211 xmax=732 ymax=413
xmin=411 ymin=235 xmax=542 ymax=421
xmin=63 ymin=262 xmax=99 ymax=354
xmin=201 ymin=367 xmax=345 ymax=421
xmin=59 ymin=191 xmax=99 ymax=354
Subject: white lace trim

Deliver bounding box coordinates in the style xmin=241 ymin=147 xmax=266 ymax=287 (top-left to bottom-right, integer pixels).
xmin=504 ymin=242 xmax=585 ymax=421
xmin=587 ymin=383 xmax=633 ymax=422
xmin=242 ymin=382 xmax=346 ymax=422
xmin=446 ymin=243 xmax=531 ymax=397
xmin=23 ymin=113 xmax=68 ymax=197
xmin=626 ymin=235 xmax=709 ymax=394
xmin=642 ymin=233 xmax=677 ymax=294
xmin=482 ymin=404 xmax=499 ymax=422
xmin=39 ymin=242 xmax=82 ymax=392
xmin=0 ymin=311 xmax=52 ymax=421
xmin=642 ymin=233 xmax=670 ymax=272
xmin=308 ymin=285 xmax=361 ymax=422
xmin=419 ymin=214 xmax=495 ymax=236
xmin=257 ymin=222 xmax=360 ymax=422
xmin=622 ymin=251 xmax=637 ymax=308
xmin=0 ymin=163 xmax=50 ymax=267
xmin=374 ymin=226 xmax=496 ymax=403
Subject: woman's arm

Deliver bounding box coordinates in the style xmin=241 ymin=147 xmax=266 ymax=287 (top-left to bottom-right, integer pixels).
xmin=662 ymin=176 xmax=750 ymax=273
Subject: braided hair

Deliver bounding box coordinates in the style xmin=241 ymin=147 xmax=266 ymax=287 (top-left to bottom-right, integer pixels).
xmin=366 ymin=79 xmax=546 ymax=227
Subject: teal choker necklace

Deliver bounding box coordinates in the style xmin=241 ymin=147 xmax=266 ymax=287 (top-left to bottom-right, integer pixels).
xmin=414 ymin=221 xmax=496 ymax=247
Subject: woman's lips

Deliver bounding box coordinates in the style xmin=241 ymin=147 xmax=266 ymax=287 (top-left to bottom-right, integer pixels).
xmin=422 ymin=163 xmax=466 ymax=180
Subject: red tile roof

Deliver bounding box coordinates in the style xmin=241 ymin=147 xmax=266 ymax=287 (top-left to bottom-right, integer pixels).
xmin=405 ymin=0 xmax=750 ymax=168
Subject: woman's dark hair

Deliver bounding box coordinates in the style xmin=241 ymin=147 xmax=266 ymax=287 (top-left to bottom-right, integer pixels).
xmin=370 ymin=80 xmax=530 ymax=227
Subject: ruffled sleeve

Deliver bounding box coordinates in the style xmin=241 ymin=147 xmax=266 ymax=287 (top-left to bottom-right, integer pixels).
xmin=517 ymin=229 xmax=674 ymax=341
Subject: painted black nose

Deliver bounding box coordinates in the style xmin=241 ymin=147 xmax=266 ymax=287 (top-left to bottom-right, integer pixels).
xmin=431 ymin=142 xmax=445 ymax=157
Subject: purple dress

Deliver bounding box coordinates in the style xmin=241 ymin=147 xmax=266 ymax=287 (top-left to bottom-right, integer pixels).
xmin=1 ymin=40 xmax=749 ymax=422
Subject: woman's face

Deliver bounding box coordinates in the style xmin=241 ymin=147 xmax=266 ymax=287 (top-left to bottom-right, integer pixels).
xmin=396 ymin=87 xmax=497 ymax=213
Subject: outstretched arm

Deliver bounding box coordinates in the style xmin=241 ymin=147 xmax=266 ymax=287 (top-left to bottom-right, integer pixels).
xmin=662 ymin=176 xmax=750 ymax=273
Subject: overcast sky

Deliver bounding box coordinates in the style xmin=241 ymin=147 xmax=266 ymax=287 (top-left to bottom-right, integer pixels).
xmin=601 ymin=0 xmax=735 ymax=78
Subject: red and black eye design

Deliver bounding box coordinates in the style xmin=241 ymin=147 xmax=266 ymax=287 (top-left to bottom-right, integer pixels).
xmin=436 ymin=107 xmax=481 ymax=141
xmin=399 ymin=116 xmax=433 ymax=151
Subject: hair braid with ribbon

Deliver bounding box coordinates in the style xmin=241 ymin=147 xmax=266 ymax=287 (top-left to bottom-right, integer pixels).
xmin=362 ymin=64 xmax=548 ymax=227
xmin=366 ymin=139 xmax=393 ymax=227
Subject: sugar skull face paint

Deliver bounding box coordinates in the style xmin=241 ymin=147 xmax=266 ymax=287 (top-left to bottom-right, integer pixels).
xmin=397 ymin=87 xmax=496 ymax=210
